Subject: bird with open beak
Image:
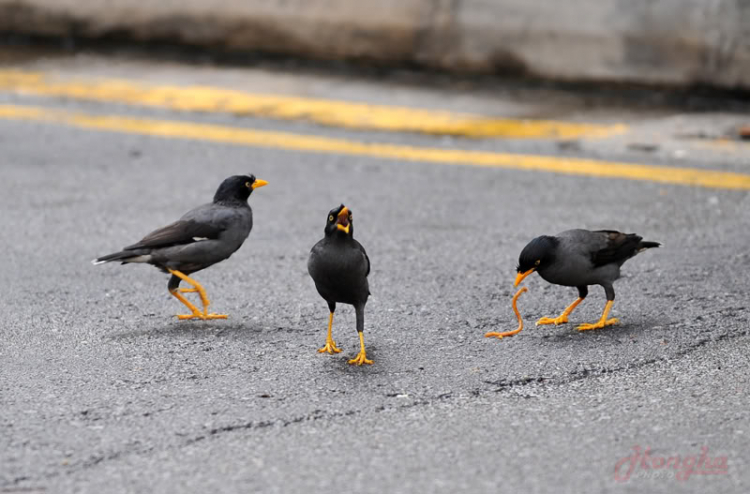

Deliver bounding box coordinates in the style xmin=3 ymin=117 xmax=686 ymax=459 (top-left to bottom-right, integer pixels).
xmin=93 ymin=175 xmax=268 ymax=320
xmin=307 ymin=204 xmax=372 ymax=365
xmin=515 ymin=229 xmax=660 ymax=331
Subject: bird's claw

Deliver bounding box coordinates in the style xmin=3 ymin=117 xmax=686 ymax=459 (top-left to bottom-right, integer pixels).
xmin=204 ymin=313 xmax=228 ymax=320
xmin=536 ymin=315 xmax=568 ymax=326
xmin=577 ymin=318 xmax=618 ymax=331
xmin=348 ymin=352 xmax=373 ymax=366
xmin=176 ymin=312 xmax=202 ymax=320
xmin=484 ymin=330 xmax=519 ymax=339
xmin=318 ymin=340 xmax=342 ymax=354
xmin=176 ymin=312 xmax=228 ymax=320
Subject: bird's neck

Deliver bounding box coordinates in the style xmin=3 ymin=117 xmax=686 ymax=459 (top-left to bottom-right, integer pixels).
xmin=325 ymin=232 xmax=354 ymax=244
xmin=214 ymin=198 xmax=249 ymax=207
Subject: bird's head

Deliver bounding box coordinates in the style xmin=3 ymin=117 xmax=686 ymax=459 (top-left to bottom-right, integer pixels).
xmin=515 ymin=235 xmax=558 ymax=286
xmin=324 ymin=204 xmax=353 ymax=238
xmin=213 ymin=174 xmax=268 ymax=203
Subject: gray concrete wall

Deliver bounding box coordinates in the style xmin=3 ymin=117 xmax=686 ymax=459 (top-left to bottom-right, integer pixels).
xmin=1 ymin=0 xmax=748 ymax=89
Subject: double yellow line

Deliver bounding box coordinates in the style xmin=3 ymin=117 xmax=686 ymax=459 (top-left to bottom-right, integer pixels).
xmin=2 ymin=103 xmax=749 ymax=190
xmin=0 ymin=69 xmax=623 ymax=140
xmin=0 ymin=68 xmax=748 ymax=190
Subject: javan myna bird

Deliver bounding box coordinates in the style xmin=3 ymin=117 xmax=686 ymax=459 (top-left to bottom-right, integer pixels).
xmin=93 ymin=175 xmax=267 ymax=320
xmin=307 ymin=204 xmax=372 ymax=365
xmin=515 ymin=229 xmax=659 ymax=331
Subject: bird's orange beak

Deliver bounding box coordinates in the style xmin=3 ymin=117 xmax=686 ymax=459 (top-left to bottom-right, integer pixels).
xmin=514 ymin=268 xmax=535 ymax=287
xmin=336 ymin=206 xmax=350 ymax=234
xmin=251 ymin=179 xmax=268 ymax=190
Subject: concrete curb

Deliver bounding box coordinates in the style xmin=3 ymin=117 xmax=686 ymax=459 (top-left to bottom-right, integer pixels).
xmin=1 ymin=0 xmax=749 ymax=90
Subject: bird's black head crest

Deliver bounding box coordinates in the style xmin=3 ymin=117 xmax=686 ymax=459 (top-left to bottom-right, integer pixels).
xmin=517 ymin=235 xmax=558 ymax=273
xmin=213 ymin=174 xmax=267 ymax=203
xmin=325 ymin=204 xmax=353 ymax=238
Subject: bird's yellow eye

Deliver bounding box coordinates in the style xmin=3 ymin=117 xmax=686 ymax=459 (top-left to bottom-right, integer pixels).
xmin=245 ymin=181 xmax=252 ymax=188
xmin=348 ymin=213 xmax=353 ymax=221
xmin=328 ymin=215 xmax=334 ymax=222
xmin=535 ymin=260 xmax=541 ymax=266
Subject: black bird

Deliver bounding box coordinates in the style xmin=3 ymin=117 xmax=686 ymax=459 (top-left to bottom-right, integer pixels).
xmin=514 ymin=229 xmax=659 ymax=331
xmin=93 ymin=175 xmax=267 ymax=320
xmin=307 ymin=204 xmax=372 ymax=365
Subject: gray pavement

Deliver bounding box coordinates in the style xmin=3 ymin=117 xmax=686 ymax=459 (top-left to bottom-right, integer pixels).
xmin=1 ymin=55 xmax=749 ymax=494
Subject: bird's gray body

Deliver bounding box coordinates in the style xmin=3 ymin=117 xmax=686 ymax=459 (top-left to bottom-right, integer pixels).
xmin=137 ymin=203 xmax=252 ymax=274
xmin=532 ymin=229 xmax=659 ymax=301
xmin=98 ymin=201 xmax=253 ymax=275
xmin=538 ymin=230 xmax=621 ymax=288
xmin=308 ymin=236 xmax=370 ymax=307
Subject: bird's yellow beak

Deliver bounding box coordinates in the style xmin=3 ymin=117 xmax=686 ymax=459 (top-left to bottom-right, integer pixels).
xmin=514 ymin=268 xmax=535 ymax=287
xmin=336 ymin=206 xmax=350 ymax=234
xmin=251 ymin=179 xmax=269 ymax=190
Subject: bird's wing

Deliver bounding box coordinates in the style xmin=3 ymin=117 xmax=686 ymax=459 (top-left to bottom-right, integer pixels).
xmin=355 ymin=240 xmax=371 ymax=277
xmin=124 ymin=219 xmax=225 ymax=250
xmin=590 ymin=230 xmax=643 ymax=267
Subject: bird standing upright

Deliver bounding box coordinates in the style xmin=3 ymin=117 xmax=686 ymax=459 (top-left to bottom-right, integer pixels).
xmin=307 ymin=204 xmax=372 ymax=365
xmin=514 ymin=229 xmax=659 ymax=331
xmin=93 ymin=175 xmax=267 ymax=320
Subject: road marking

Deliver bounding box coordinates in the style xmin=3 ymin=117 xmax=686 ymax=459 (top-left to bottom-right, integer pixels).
xmin=0 ymin=69 xmax=625 ymax=140
xmin=1 ymin=103 xmax=748 ymax=190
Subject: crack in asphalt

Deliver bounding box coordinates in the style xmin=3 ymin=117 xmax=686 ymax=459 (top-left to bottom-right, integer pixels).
xmin=9 ymin=327 xmax=748 ymax=489
xmin=185 ymin=328 xmax=750 ymax=444
xmin=483 ymin=325 xmax=749 ymax=393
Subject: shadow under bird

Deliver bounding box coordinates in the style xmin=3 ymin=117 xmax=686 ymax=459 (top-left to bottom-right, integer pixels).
xmin=515 ymin=229 xmax=660 ymax=331
xmin=307 ymin=204 xmax=373 ymax=365
xmin=93 ymin=175 xmax=268 ymax=320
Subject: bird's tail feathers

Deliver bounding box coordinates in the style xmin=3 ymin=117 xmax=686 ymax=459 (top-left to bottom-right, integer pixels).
xmin=637 ymin=241 xmax=661 ymax=252
xmin=92 ymin=251 xmax=151 ymax=265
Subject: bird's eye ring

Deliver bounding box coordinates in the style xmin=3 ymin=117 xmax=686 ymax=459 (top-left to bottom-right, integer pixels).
xmin=535 ymin=260 xmax=541 ymax=266
xmin=328 ymin=215 xmax=334 ymax=222
xmin=348 ymin=213 xmax=353 ymax=220
xmin=245 ymin=181 xmax=252 ymax=188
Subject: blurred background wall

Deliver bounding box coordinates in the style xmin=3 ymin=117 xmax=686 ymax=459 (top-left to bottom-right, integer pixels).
xmin=1 ymin=0 xmax=748 ymax=89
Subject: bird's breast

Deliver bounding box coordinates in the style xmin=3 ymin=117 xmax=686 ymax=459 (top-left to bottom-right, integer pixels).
xmin=309 ymin=243 xmax=367 ymax=282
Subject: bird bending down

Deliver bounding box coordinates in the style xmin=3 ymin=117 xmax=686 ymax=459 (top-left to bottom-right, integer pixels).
xmin=514 ymin=229 xmax=659 ymax=331
xmin=307 ymin=205 xmax=373 ymax=365
xmin=93 ymin=175 xmax=267 ymax=320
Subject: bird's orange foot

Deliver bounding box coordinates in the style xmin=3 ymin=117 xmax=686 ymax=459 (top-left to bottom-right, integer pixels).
xmin=176 ymin=312 xmax=228 ymax=320
xmin=348 ymin=351 xmax=373 ymax=366
xmin=179 ymin=287 xmax=199 ymax=293
xmin=536 ymin=315 xmax=568 ymax=326
xmin=484 ymin=329 xmax=521 ymax=340
xmin=577 ymin=318 xmax=618 ymax=331
xmin=204 ymin=313 xmax=228 ymax=320
xmin=318 ymin=340 xmax=342 ymax=354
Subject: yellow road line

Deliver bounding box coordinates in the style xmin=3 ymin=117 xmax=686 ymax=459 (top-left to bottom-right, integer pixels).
xmin=0 ymin=69 xmax=625 ymax=140
xmin=1 ymin=103 xmax=748 ymax=190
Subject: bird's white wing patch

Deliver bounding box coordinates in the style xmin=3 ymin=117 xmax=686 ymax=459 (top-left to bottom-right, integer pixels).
xmin=126 ymin=255 xmax=152 ymax=263
xmin=192 ymin=237 xmax=209 ymax=241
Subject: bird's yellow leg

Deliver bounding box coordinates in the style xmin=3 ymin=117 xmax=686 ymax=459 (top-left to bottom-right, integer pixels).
xmin=577 ymin=300 xmax=618 ymax=331
xmin=537 ymin=297 xmax=584 ymax=326
xmin=168 ymin=270 xmax=210 ymax=307
xmin=169 ymin=289 xmax=206 ymax=320
xmin=348 ymin=332 xmax=373 ymax=365
xmin=168 ymin=269 xmax=228 ymax=320
xmin=318 ymin=312 xmax=342 ymax=354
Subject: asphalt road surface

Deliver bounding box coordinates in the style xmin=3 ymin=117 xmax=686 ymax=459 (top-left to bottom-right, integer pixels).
xmin=2 ymin=53 xmax=749 ymax=494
